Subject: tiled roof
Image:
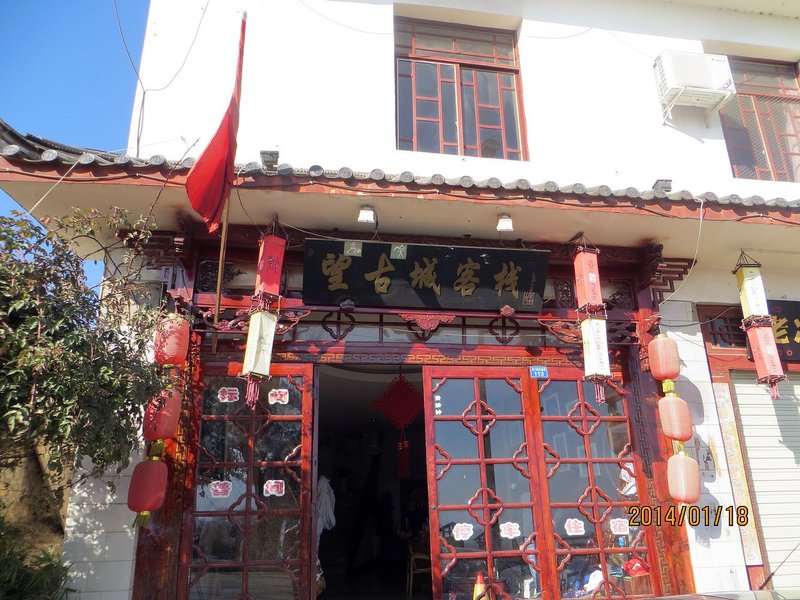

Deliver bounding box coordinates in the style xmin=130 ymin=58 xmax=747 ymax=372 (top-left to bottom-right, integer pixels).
xmin=2 ymin=118 xmax=800 ymax=210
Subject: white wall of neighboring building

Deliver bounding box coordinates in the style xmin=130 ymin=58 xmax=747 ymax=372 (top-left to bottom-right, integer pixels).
xmin=63 ymin=457 xmax=139 ymax=600
xmin=130 ymin=0 xmax=800 ymax=201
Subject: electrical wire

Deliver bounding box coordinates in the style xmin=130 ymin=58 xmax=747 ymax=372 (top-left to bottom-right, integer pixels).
xmin=24 ymin=161 xmax=81 ymax=217
xmin=660 ymin=306 xmax=736 ymax=328
xmin=523 ymin=27 xmax=594 ymax=40
xmin=113 ymin=0 xmax=145 ymax=91
xmin=660 ymin=197 xmax=705 ymax=304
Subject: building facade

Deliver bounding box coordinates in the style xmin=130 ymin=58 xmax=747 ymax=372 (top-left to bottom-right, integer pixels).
xmin=2 ymin=0 xmax=800 ymax=598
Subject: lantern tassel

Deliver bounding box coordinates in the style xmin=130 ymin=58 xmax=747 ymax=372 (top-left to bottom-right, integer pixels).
xmin=594 ymin=380 xmax=606 ymax=404
xmin=245 ymin=375 xmax=261 ymax=410
xmin=767 ymin=378 xmax=781 ymax=401
xmin=133 ymin=511 xmax=151 ymax=528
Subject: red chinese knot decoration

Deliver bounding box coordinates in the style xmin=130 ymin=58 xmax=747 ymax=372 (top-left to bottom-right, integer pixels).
xmin=372 ymin=373 xmax=423 ymax=478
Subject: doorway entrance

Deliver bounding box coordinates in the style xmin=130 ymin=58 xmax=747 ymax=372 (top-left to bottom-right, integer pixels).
xmin=316 ymin=365 xmax=430 ymax=599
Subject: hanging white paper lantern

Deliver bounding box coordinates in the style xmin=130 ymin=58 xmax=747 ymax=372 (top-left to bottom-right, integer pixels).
xmin=242 ymin=311 xmax=278 ymax=378
xmin=735 ymin=264 xmax=769 ymax=318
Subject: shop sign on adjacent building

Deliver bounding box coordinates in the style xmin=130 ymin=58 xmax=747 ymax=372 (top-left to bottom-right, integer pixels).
xmin=769 ymin=300 xmax=800 ymax=360
xmin=303 ymin=239 xmax=550 ymax=312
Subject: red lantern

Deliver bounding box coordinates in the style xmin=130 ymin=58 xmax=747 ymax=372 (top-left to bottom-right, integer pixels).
xmin=667 ymin=453 xmax=700 ymax=504
xmin=255 ymin=235 xmax=286 ymax=298
xmin=648 ymin=334 xmax=680 ymax=381
xmin=128 ymin=459 xmax=168 ymax=525
xmin=658 ymin=393 xmax=692 ymax=442
xmin=746 ymin=326 xmax=786 ymax=400
xmin=143 ymin=388 xmax=182 ymax=441
xmin=154 ymin=316 xmax=190 ymax=366
xmin=573 ymin=247 xmax=603 ymax=311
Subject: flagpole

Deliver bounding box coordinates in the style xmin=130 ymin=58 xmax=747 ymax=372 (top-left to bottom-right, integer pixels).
xmin=211 ymin=193 xmax=231 ymax=352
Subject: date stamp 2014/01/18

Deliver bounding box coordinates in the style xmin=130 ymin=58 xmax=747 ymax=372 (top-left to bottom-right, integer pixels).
xmin=629 ymin=505 xmax=749 ymax=527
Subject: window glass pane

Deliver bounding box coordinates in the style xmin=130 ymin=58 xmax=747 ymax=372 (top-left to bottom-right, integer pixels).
xmin=477 ymin=71 xmax=500 ymax=104
xmin=492 ymin=554 xmax=541 ymax=597
xmin=507 ymin=151 xmax=521 ymax=161
xmin=484 ymin=420 xmax=525 ymax=458
xmin=480 ymin=127 xmax=503 ymax=158
xmin=540 ymin=381 xmax=580 ymax=416
xmin=247 ymin=515 xmax=300 ymax=561
xmin=594 ymin=461 xmax=639 ymax=502
xmin=437 ymin=464 xmax=481 ymax=505
xmin=417 ymin=120 xmax=440 ymax=153
xmin=441 ymin=64 xmax=455 ymax=80
xmin=461 ymin=68 xmax=474 ymax=84
xmin=459 ymin=39 xmax=494 ymax=57
xmin=486 ymin=463 xmax=531 ymax=504
xmin=588 ymin=421 xmax=630 ymax=458
xmin=461 ymin=80 xmax=477 ymax=147
xmin=541 ymin=420 xmax=587 ymax=459
xmin=438 ymin=511 xmax=483 ymax=553
xmin=442 ymin=81 xmax=458 ymax=143
xmin=203 ymin=377 xmax=245 ymax=416
xmin=253 ymin=466 xmax=302 ymax=510
xmin=502 ymin=89 xmax=520 ymax=150
xmin=417 ymin=33 xmax=454 ymax=51
xmin=433 ymin=378 xmax=475 ymax=415
xmin=482 ymin=378 xmax=522 ymax=415
xmin=551 ymin=508 xmax=596 ymax=549
xmin=248 ymin=566 xmax=298 ymax=599
xmin=435 ymin=420 xmax=479 ymax=459
xmin=479 ymin=107 xmax=502 ymax=126
xmin=395 ymin=30 xmax=412 ymax=50
xmin=415 ymin=61 xmax=438 ymax=97
xmin=189 ymin=568 xmax=242 ymax=599
xmin=547 ymin=462 xmax=589 ymax=503
xmin=199 ymin=420 xmax=249 ymax=464
xmin=490 ymin=508 xmax=535 ymax=550
xmin=195 ymin=467 xmax=247 ymax=512
xmin=416 ymin=98 xmax=439 ymax=118
xmin=193 ymin=516 xmax=245 ymax=562
xmin=397 ymin=58 xmax=412 ymax=75
xmin=399 ymin=140 xmax=413 ymax=151
xmin=444 ymin=145 xmax=459 ymax=154
xmin=254 ymin=420 xmax=301 ymax=462
xmin=501 ymin=73 xmax=514 ymax=88
xmin=441 ymin=559 xmax=491 ymax=597
xmin=254 ymin=376 xmax=302 ymax=416
xmin=557 ymin=553 xmax=602 ymax=596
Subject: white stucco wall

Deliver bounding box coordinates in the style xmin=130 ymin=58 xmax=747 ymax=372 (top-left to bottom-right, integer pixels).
xmin=63 ymin=456 xmax=139 ymax=600
xmin=129 ymin=0 xmax=800 ymax=202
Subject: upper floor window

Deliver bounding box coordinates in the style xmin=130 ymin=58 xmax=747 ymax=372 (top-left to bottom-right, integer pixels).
xmin=395 ymin=18 xmax=525 ymax=160
xmin=720 ymin=59 xmax=800 ymax=182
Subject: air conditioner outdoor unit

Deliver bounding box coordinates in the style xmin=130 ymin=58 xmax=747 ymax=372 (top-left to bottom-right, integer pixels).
xmin=654 ymin=51 xmax=736 ymax=120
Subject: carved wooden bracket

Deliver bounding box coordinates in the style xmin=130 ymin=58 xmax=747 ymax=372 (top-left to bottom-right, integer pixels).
xmin=399 ymin=313 xmax=456 ymax=334
xmin=538 ymin=319 xmax=582 ymax=345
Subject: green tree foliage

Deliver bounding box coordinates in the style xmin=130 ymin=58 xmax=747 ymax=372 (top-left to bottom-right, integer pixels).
xmin=0 ymin=209 xmax=169 ymax=495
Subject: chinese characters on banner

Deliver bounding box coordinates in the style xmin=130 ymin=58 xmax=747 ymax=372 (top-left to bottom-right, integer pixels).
xmin=217 ymin=387 xmax=240 ymax=403
xmin=263 ymin=480 xmax=286 ymax=497
xmin=769 ymin=300 xmax=800 ymax=360
xmin=303 ymin=240 xmax=550 ymax=312
xmin=209 ymin=480 xmax=233 ymax=499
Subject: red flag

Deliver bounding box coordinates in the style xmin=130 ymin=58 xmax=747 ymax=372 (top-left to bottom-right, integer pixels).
xmin=185 ymin=15 xmax=247 ymax=233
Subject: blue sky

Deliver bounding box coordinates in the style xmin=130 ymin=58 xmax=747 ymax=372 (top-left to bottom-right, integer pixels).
xmin=0 ymin=1 xmax=150 ymax=283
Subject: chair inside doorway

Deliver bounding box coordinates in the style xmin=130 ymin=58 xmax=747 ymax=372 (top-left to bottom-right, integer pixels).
xmin=317 ymin=364 xmax=430 ymax=599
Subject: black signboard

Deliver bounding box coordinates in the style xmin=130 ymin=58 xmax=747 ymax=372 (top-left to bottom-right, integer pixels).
xmin=769 ymin=299 xmax=800 ymax=361
xmin=303 ymin=239 xmax=550 ymax=312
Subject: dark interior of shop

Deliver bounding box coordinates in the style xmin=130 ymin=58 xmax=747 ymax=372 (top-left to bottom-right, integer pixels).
xmin=316 ymin=365 xmax=430 ymax=599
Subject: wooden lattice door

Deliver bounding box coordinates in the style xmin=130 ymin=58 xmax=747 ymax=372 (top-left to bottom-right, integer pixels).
xmin=178 ymin=363 xmax=314 ymax=600
xmin=423 ymin=366 xmax=554 ymax=600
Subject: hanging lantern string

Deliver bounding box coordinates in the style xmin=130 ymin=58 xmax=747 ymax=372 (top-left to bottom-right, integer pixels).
xmin=733 ymin=249 xmax=761 ymax=272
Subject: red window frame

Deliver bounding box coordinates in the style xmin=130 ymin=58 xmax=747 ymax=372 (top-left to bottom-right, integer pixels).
xmin=395 ymin=18 xmax=527 ymax=161
xmin=720 ymin=59 xmax=800 ymax=182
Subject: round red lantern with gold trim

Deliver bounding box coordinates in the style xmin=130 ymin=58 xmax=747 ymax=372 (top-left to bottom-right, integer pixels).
xmin=154 ymin=316 xmax=190 ymax=366
xmin=143 ymin=388 xmax=182 ymax=441
xmin=128 ymin=459 xmax=168 ymax=525
xmin=648 ymin=334 xmax=680 ymax=381
xmin=658 ymin=393 xmax=692 ymax=442
xmin=667 ymin=453 xmax=700 ymax=504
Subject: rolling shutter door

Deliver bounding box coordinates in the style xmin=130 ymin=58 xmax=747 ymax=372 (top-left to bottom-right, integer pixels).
xmin=732 ymin=372 xmax=800 ymax=586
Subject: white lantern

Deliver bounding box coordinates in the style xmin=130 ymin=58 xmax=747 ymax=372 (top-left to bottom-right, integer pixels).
xmin=735 ymin=265 xmax=769 ymax=318
xmin=581 ymin=317 xmax=611 ymax=380
xmin=242 ymin=311 xmax=278 ymax=378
